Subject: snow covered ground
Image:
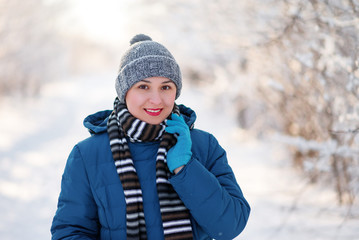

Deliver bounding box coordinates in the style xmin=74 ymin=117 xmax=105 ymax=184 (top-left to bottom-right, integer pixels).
xmin=0 ymin=73 xmax=358 ymax=240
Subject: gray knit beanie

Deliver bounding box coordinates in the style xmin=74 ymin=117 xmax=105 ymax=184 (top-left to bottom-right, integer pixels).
xmin=115 ymin=34 xmax=182 ymax=103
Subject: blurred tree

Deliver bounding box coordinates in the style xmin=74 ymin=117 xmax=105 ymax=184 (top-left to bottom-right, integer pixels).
xmin=253 ymin=0 xmax=359 ymax=204
xmin=0 ymin=0 xmax=67 ymax=97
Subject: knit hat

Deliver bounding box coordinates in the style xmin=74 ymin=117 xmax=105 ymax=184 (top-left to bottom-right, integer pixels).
xmin=116 ymin=34 xmax=182 ymax=103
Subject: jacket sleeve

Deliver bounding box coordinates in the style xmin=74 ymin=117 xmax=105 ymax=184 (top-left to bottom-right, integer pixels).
xmin=169 ymin=133 xmax=250 ymax=240
xmin=51 ymin=145 xmax=99 ymax=240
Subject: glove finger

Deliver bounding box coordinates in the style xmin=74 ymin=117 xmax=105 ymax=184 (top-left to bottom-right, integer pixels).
xmin=170 ymin=113 xmax=183 ymax=121
xmin=167 ymin=116 xmax=187 ymax=127
xmin=165 ymin=125 xmax=184 ymax=134
xmin=166 ymin=120 xmax=187 ymax=129
xmin=171 ymin=114 xmax=187 ymax=124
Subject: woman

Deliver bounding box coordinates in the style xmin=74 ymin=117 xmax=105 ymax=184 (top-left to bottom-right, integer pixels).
xmin=51 ymin=34 xmax=250 ymax=240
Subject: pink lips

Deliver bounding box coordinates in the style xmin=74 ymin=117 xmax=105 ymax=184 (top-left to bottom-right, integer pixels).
xmin=145 ymin=108 xmax=163 ymax=116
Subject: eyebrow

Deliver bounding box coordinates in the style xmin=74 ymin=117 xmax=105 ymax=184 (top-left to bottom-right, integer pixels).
xmin=140 ymin=79 xmax=173 ymax=84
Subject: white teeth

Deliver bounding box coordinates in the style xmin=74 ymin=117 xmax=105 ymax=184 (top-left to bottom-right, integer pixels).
xmin=146 ymin=109 xmax=160 ymax=113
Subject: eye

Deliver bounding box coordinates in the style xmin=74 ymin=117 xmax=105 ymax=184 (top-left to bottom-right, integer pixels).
xmin=161 ymin=85 xmax=172 ymax=90
xmin=138 ymin=84 xmax=149 ymax=90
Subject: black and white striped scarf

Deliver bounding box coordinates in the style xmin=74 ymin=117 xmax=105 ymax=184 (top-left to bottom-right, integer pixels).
xmin=107 ymin=98 xmax=193 ymax=240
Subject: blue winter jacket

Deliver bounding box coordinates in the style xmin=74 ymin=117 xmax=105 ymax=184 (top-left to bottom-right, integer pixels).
xmin=51 ymin=105 xmax=250 ymax=240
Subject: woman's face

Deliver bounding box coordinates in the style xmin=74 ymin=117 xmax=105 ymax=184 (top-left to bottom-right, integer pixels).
xmin=125 ymin=76 xmax=177 ymax=124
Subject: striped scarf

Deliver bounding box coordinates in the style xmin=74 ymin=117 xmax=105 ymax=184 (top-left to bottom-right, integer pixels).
xmin=107 ymin=98 xmax=193 ymax=240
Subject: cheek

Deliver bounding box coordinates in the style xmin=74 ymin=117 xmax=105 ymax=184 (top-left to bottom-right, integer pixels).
xmin=125 ymin=93 xmax=142 ymax=114
xmin=165 ymin=91 xmax=176 ymax=105
xmin=163 ymin=94 xmax=176 ymax=116
xmin=165 ymin=97 xmax=175 ymax=106
xmin=126 ymin=90 xmax=144 ymax=105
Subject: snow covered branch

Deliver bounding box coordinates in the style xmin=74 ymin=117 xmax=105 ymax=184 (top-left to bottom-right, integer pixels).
xmin=251 ymin=0 xmax=359 ymax=204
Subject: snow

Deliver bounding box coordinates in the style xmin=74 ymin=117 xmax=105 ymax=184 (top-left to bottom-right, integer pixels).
xmin=0 ymin=73 xmax=358 ymax=240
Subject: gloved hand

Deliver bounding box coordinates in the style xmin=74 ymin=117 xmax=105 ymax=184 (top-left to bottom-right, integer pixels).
xmin=165 ymin=114 xmax=192 ymax=173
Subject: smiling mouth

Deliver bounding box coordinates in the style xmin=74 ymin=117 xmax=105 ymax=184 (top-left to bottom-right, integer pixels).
xmin=145 ymin=108 xmax=163 ymax=116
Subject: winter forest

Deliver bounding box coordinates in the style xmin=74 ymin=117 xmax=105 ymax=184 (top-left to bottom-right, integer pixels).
xmin=0 ymin=0 xmax=359 ymax=239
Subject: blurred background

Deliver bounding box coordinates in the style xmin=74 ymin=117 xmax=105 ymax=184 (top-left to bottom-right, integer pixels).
xmin=0 ymin=0 xmax=358 ymax=239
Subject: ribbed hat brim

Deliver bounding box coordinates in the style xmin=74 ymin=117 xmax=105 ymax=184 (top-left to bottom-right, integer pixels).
xmin=116 ymin=55 xmax=182 ymax=102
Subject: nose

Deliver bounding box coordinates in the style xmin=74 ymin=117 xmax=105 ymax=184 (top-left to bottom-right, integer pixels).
xmin=148 ymin=90 xmax=162 ymax=105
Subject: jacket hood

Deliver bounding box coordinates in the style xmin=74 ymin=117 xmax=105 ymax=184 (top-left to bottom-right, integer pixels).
xmin=83 ymin=110 xmax=113 ymax=135
xmin=83 ymin=104 xmax=197 ymax=135
xmin=178 ymin=104 xmax=196 ymax=130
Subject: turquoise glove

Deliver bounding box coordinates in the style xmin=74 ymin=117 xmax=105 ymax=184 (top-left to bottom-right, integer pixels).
xmin=165 ymin=114 xmax=192 ymax=173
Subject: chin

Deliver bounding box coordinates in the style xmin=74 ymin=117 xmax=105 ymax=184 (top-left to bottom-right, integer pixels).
xmin=146 ymin=118 xmax=165 ymax=125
